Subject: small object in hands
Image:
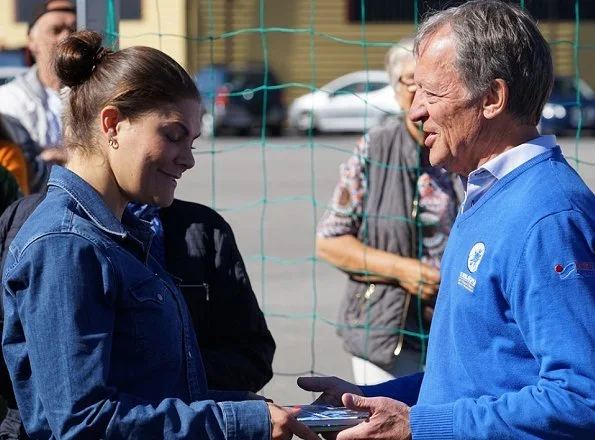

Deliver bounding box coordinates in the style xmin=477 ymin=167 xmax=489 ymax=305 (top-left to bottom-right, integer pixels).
xmin=288 ymin=404 xmax=369 ymax=433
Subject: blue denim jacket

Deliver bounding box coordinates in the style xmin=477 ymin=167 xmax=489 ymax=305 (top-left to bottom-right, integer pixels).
xmin=2 ymin=167 xmax=270 ymax=439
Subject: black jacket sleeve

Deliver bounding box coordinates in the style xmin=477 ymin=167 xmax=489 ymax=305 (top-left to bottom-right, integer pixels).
xmin=0 ymin=192 xmax=45 ymax=408
xmin=161 ymin=200 xmax=276 ymax=392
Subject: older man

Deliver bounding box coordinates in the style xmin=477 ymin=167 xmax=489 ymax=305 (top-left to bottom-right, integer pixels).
xmin=0 ymin=0 xmax=76 ymax=193
xmin=299 ymin=1 xmax=595 ymax=439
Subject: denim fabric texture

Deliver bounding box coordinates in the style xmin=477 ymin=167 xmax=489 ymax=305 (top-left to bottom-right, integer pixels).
xmin=1 ymin=166 xmax=270 ymax=439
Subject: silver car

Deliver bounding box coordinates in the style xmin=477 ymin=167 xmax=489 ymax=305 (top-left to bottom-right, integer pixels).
xmin=288 ymin=70 xmax=399 ymax=134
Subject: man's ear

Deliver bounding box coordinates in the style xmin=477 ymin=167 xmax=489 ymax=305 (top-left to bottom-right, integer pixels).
xmin=100 ymin=106 xmax=123 ymax=138
xmin=483 ymin=78 xmax=508 ymax=120
xmin=26 ymin=34 xmax=37 ymax=56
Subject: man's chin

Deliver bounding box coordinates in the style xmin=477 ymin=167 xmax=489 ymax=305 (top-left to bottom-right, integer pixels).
xmin=428 ymin=151 xmax=443 ymax=168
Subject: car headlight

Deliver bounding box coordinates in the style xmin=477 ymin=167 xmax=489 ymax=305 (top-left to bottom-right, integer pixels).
xmin=542 ymin=103 xmax=567 ymax=119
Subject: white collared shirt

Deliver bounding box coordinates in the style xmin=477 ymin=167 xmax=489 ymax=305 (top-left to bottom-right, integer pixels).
xmin=460 ymin=135 xmax=557 ymax=213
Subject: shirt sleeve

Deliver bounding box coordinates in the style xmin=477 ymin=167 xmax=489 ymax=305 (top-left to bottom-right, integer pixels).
xmin=2 ymin=234 xmax=270 ymax=440
xmin=410 ymin=210 xmax=595 ymax=440
xmin=316 ymin=135 xmax=369 ymax=238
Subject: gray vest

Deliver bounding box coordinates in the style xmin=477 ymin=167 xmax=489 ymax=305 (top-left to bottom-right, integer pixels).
xmin=338 ymin=118 xmax=431 ymax=370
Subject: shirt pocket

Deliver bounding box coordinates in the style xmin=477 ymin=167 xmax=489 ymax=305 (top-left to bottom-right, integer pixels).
xmin=129 ymin=274 xmax=167 ymax=352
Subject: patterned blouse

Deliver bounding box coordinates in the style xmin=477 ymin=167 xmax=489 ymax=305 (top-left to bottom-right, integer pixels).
xmin=317 ymin=134 xmax=458 ymax=268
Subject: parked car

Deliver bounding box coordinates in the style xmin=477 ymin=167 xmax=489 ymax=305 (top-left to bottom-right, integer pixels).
xmin=288 ymin=70 xmax=399 ymax=134
xmin=0 ymin=66 xmax=28 ymax=86
xmin=195 ymin=64 xmax=286 ymax=136
xmin=540 ymin=76 xmax=595 ymax=135
xmin=0 ymin=48 xmax=29 ymax=86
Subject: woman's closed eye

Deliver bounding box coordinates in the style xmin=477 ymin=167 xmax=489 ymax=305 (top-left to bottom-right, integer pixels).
xmin=165 ymin=130 xmax=185 ymax=143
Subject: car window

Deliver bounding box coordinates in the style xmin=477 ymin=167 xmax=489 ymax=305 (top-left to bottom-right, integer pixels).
xmin=367 ymin=81 xmax=388 ymax=92
xmin=553 ymin=77 xmax=595 ymax=100
xmin=229 ymin=71 xmax=278 ymax=90
xmin=333 ymin=81 xmax=387 ymax=96
xmin=0 ymin=49 xmax=27 ymax=67
xmin=333 ymin=82 xmax=366 ymax=95
xmin=195 ymin=68 xmax=226 ymax=94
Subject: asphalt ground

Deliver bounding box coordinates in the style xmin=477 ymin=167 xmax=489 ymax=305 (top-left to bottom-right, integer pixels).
xmin=176 ymin=134 xmax=595 ymax=405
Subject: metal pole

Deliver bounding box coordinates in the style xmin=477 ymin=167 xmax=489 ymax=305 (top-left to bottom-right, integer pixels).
xmin=76 ymin=0 xmax=120 ymax=49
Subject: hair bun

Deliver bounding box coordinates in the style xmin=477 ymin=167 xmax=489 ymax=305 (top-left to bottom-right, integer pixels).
xmin=54 ymin=30 xmax=106 ymax=88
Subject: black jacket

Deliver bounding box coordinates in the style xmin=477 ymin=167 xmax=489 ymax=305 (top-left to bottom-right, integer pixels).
xmin=0 ymin=196 xmax=275 ymax=412
xmin=160 ymin=199 xmax=275 ymax=392
xmin=0 ymin=191 xmax=42 ymax=409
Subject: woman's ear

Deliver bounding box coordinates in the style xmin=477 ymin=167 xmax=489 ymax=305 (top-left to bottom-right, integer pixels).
xmin=100 ymin=106 xmax=122 ymax=137
xmin=482 ymin=79 xmax=508 ymax=120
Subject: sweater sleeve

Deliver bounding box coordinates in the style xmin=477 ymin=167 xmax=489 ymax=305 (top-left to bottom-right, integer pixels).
xmin=359 ymin=372 xmax=424 ymax=407
xmin=410 ymin=210 xmax=595 ymax=439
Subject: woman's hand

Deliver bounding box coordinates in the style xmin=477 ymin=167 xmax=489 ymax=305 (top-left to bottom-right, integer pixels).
xmin=267 ymin=402 xmax=320 ymax=440
xmin=393 ymin=257 xmax=440 ymax=299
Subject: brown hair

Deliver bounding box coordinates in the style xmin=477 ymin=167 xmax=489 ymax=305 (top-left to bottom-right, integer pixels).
xmin=54 ymin=30 xmax=200 ymax=152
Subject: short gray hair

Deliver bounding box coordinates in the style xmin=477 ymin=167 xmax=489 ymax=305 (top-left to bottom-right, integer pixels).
xmin=385 ymin=37 xmax=415 ymax=91
xmin=414 ymin=0 xmax=553 ymax=126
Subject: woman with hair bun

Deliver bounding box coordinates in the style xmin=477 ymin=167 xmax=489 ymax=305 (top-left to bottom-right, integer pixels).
xmin=1 ymin=31 xmax=317 ymax=440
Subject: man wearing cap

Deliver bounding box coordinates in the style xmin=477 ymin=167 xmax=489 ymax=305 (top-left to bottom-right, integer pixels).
xmin=0 ymin=0 xmax=76 ymax=194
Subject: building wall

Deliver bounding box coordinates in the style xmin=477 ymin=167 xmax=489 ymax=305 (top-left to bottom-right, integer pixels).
xmin=118 ymin=0 xmax=187 ymax=66
xmin=186 ymin=0 xmax=261 ymax=73
xmin=0 ymin=0 xmax=188 ymax=67
xmin=1 ymin=0 xmax=594 ymax=100
xmin=185 ymin=0 xmax=595 ymax=104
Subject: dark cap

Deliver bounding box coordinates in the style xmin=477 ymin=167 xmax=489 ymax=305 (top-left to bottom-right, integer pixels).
xmin=28 ymin=0 xmax=76 ymax=34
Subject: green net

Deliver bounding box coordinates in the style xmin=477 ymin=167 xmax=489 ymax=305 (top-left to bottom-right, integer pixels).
xmin=107 ymin=0 xmax=594 ymax=403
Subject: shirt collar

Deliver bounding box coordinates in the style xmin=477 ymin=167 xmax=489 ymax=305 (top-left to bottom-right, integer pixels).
xmin=477 ymin=135 xmax=557 ymax=180
xmin=47 ymin=166 xmax=153 ymax=249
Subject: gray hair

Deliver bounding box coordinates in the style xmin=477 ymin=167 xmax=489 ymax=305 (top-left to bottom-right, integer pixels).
xmin=414 ymin=0 xmax=553 ymax=126
xmin=385 ymin=37 xmax=415 ymax=91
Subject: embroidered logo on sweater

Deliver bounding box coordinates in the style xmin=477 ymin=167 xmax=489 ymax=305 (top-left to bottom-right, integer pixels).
xmin=457 ymin=243 xmax=486 ymax=293
xmin=458 ymin=271 xmax=476 ymax=293
xmin=467 ymin=242 xmax=486 ymax=273
xmin=555 ymin=261 xmax=594 ymax=279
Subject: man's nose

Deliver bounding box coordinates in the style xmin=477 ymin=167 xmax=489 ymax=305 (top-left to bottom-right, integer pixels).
xmin=408 ymin=92 xmax=427 ymax=123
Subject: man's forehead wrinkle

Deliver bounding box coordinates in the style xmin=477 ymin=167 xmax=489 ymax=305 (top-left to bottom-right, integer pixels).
xmin=416 ymin=38 xmax=458 ymax=91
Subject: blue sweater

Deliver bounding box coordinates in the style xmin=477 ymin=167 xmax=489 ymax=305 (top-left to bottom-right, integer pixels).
xmin=362 ymin=147 xmax=595 ymax=439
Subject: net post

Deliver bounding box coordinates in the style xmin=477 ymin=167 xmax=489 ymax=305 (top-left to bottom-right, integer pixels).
xmin=76 ymin=0 xmax=120 ymax=49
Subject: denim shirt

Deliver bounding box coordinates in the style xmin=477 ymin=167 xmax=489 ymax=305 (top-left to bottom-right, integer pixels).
xmin=1 ymin=166 xmax=270 ymax=439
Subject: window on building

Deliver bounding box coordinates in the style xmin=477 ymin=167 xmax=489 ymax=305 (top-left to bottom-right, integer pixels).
xmin=346 ymin=0 xmax=595 ymax=23
xmin=121 ymin=0 xmax=142 ymax=20
xmin=16 ymin=0 xmax=142 ymax=23
xmin=16 ymin=0 xmax=37 ymax=23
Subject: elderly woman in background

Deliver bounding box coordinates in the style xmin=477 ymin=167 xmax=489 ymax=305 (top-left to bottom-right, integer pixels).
xmin=316 ymin=37 xmax=462 ymax=385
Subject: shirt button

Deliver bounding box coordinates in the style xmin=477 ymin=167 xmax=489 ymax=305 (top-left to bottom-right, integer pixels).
xmin=157 ymin=293 xmax=163 ymax=301
xmin=188 ymin=351 xmax=192 ymax=359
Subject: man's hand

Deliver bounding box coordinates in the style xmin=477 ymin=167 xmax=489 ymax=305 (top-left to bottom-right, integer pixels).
xmin=297 ymin=376 xmax=364 ymax=406
xmin=40 ymin=147 xmax=69 ymax=166
xmin=394 ymin=257 xmax=440 ymax=299
xmin=336 ymin=394 xmax=412 ymax=440
xmin=267 ymin=403 xmax=320 ymax=440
